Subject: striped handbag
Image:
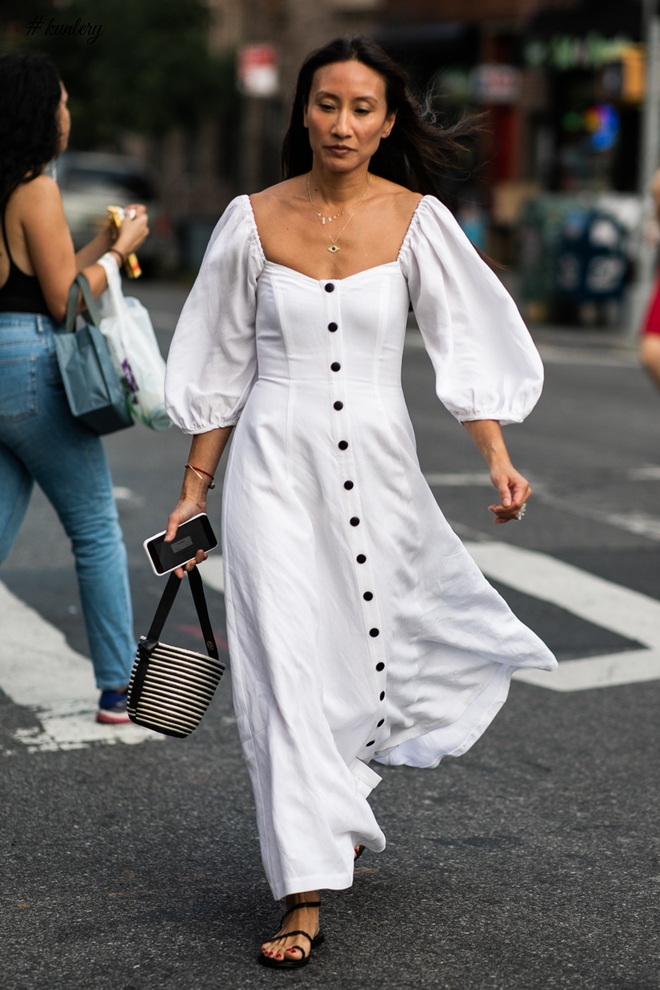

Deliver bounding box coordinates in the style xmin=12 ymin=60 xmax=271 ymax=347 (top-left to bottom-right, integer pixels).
xmin=127 ymin=567 xmax=225 ymax=738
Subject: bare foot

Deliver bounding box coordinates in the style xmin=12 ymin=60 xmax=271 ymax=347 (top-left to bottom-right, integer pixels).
xmin=261 ymin=890 xmax=320 ymax=963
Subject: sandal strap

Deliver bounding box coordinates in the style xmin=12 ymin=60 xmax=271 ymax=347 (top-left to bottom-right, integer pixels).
xmin=270 ymin=929 xmax=313 ymax=945
xmin=268 ymin=930 xmax=313 ymax=960
xmin=280 ymin=900 xmax=321 ymax=924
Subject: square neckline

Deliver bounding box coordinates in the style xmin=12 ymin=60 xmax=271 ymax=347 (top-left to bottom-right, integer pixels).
xmin=244 ymin=193 xmax=427 ymax=285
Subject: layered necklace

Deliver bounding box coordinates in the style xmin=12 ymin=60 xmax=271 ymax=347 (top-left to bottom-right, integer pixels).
xmin=307 ymin=173 xmax=370 ymax=253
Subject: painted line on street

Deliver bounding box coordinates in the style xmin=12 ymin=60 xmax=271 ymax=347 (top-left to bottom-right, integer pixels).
xmin=404 ymin=330 xmax=638 ymax=367
xmin=4 ymin=531 xmax=656 ymax=754
xmin=533 ymin=490 xmax=660 ymax=542
xmin=0 ymin=580 xmax=161 ymax=754
xmin=628 ymin=465 xmax=660 ymax=480
xmin=199 ymin=554 xmax=224 ymax=593
xmin=424 ymin=472 xmax=492 ymax=487
xmin=202 ymin=543 xmax=660 ymax=692
xmin=425 ymin=471 xmax=660 ymax=544
xmin=465 ymin=541 xmax=660 ymax=692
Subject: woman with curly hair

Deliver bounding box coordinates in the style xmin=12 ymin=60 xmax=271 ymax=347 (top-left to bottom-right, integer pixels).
xmin=0 ymin=51 xmax=148 ymax=723
xmin=164 ymin=36 xmax=556 ymax=967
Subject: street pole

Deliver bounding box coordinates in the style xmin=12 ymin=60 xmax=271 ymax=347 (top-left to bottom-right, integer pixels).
xmin=630 ymin=0 xmax=660 ymax=334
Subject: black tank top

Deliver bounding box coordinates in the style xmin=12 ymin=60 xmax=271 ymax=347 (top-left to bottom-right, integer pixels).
xmin=0 ymin=207 xmax=52 ymax=317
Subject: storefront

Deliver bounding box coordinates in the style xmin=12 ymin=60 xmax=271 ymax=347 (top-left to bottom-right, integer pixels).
xmin=523 ymin=0 xmax=644 ymax=193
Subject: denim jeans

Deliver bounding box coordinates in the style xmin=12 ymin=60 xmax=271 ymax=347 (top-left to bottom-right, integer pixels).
xmin=0 ymin=312 xmax=135 ymax=690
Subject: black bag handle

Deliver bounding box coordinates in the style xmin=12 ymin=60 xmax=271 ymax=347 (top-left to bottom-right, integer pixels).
xmin=146 ymin=567 xmax=219 ymax=660
xmin=65 ymin=272 xmax=100 ymax=333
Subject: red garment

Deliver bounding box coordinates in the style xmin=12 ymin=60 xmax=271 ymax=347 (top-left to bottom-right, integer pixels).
xmin=643 ymin=277 xmax=660 ymax=335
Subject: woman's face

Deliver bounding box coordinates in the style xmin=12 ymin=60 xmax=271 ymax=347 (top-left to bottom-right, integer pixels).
xmin=56 ymin=82 xmax=71 ymax=154
xmin=303 ymin=60 xmax=396 ymax=174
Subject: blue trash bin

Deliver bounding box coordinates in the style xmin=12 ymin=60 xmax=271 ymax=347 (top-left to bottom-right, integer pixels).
xmin=555 ymin=208 xmax=628 ymax=326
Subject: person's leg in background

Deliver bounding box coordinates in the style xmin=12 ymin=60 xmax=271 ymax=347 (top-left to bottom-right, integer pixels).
xmin=0 ymin=315 xmax=135 ymax=721
xmin=0 ymin=443 xmax=34 ymax=564
xmin=640 ymin=277 xmax=660 ymax=389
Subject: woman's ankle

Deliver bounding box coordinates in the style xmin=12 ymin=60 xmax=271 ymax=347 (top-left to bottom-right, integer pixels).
xmin=285 ymin=889 xmax=319 ymax=908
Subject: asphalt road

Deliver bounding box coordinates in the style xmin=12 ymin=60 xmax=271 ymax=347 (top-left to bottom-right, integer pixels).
xmin=2 ymin=281 xmax=660 ymax=990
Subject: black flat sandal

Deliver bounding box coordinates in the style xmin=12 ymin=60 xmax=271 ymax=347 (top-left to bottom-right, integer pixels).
xmin=257 ymin=900 xmax=324 ymax=969
xmin=354 ymin=844 xmax=365 ymax=861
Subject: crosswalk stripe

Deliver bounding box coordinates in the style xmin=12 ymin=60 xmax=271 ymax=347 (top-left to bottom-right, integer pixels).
xmin=3 ymin=535 xmax=657 ymax=752
xmin=465 ymin=541 xmax=660 ymax=691
xmin=0 ymin=580 xmax=160 ymax=753
xmin=199 ymin=554 xmax=224 ymax=593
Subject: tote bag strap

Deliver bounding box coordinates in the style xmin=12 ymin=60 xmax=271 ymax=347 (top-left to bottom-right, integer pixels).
xmin=64 ymin=272 xmax=100 ymax=333
xmin=146 ymin=567 xmax=219 ymax=660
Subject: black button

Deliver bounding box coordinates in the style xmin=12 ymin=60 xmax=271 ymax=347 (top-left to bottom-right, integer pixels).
xmin=377 ymin=719 xmax=384 ymax=727
xmin=370 ymin=628 xmax=379 ymax=637
xmin=333 ymin=401 xmax=343 ymax=410
xmin=328 ymin=322 xmax=338 ymax=332
xmin=344 ymin=480 xmax=354 ymax=490
xmin=366 ymin=740 xmax=375 ymax=747
xmin=331 ymin=362 xmax=341 ymax=372
xmin=357 ymin=554 xmax=366 ymax=564
xmin=338 ymin=440 xmax=348 ymax=450
xmin=376 ymin=662 xmax=384 ymax=671
xmin=325 ymin=283 xmax=335 ymax=292
xmin=363 ymin=591 xmax=373 ymax=601
xmin=350 ymin=517 xmax=360 ymax=527
xmin=380 ymin=691 xmax=385 ymax=700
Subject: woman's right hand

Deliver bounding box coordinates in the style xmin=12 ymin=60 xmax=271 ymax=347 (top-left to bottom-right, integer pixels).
xmin=165 ymin=496 xmax=209 ymax=578
xmin=114 ymin=204 xmax=149 ymax=255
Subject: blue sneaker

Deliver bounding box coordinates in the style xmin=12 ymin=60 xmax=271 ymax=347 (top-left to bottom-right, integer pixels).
xmin=97 ymin=689 xmax=130 ymax=724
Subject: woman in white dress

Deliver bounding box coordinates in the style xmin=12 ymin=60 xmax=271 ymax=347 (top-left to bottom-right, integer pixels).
xmin=164 ymin=36 xmax=556 ymax=968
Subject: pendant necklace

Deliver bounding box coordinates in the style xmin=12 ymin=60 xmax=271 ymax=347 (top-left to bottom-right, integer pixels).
xmin=307 ymin=173 xmax=370 ymax=253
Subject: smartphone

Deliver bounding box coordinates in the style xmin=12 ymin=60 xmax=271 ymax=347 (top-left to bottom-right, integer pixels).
xmin=143 ymin=513 xmax=218 ymax=576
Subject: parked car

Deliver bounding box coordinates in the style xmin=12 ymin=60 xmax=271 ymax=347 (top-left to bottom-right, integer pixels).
xmin=56 ymin=151 xmax=177 ymax=274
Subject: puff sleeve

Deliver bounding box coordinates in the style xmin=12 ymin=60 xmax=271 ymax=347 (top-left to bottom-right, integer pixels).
xmin=399 ymin=197 xmax=543 ymax=425
xmin=164 ymin=196 xmax=264 ymax=434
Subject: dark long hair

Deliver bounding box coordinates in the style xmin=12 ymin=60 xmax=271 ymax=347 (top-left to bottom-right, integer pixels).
xmin=0 ymin=51 xmax=62 ymax=212
xmin=282 ymin=36 xmax=476 ymax=196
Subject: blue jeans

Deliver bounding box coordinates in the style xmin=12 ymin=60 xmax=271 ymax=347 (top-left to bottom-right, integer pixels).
xmin=0 ymin=312 xmax=135 ymax=690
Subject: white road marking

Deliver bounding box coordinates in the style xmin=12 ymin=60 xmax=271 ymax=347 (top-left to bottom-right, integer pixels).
xmin=404 ymin=329 xmax=638 ymax=367
xmin=425 ymin=470 xmax=660 ymax=543
xmin=465 ymin=541 xmax=660 ymax=692
xmin=112 ymin=486 xmax=144 ymax=506
xmin=199 ymin=555 xmax=224 ymax=593
xmin=0 ymin=580 xmax=161 ymax=753
xmin=628 ymin=465 xmax=660 ymax=480
xmin=533 ymin=489 xmax=660 ymax=542
xmin=202 ymin=542 xmax=660 ymax=692
xmin=4 ymin=527 xmax=654 ymax=749
xmin=534 ymin=344 xmax=637 ymax=368
xmin=425 ymin=472 xmax=492 ymax=487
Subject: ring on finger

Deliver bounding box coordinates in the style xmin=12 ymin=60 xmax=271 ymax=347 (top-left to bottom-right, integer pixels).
xmin=516 ymin=503 xmax=527 ymax=521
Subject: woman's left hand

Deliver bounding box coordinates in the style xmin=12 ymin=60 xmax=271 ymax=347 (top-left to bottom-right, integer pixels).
xmin=106 ymin=203 xmax=147 ymax=242
xmin=487 ymin=463 xmax=531 ymax=524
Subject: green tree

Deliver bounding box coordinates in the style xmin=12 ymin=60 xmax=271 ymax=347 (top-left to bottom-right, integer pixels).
xmin=1 ymin=0 xmax=237 ymax=149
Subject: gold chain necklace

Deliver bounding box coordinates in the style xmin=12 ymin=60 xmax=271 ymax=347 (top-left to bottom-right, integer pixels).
xmin=307 ymin=173 xmax=370 ymax=253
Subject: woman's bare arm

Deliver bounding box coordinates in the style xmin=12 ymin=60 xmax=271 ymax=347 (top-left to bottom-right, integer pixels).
xmin=462 ymin=419 xmax=531 ymax=524
xmin=17 ymin=176 xmax=148 ymax=322
xmin=74 ymin=227 xmax=114 ymax=271
xmin=165 ymin=428 xmax=234 ymax=572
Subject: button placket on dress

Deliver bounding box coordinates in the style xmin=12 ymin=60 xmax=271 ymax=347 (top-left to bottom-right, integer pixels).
xmin=323 ymin=281 xmax=388 ymax=757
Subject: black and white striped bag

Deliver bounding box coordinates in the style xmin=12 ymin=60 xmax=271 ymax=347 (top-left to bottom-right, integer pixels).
xmin=127 ymin=567 xmax=225 ymax=738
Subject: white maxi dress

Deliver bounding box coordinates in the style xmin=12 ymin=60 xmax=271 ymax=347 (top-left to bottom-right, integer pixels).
xmin=165 ymin=194 xmax=557 ymax=900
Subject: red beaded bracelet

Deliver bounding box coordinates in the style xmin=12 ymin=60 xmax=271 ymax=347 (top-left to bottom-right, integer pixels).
xmin=185 ymin=463 xmax=216 ymax=489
